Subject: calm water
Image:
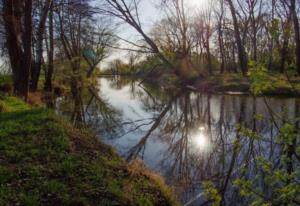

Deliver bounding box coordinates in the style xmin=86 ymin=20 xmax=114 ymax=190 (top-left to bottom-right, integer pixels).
xmin=57 ymin=77 xmax=300 ymax=205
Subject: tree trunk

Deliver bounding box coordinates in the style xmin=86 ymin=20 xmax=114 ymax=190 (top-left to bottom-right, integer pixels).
xmin=30 ymin=0 xmax=52 ymax=91
xmin=232 ymin=45 xmax=238 ymax=73
xmin=218 ymin=23 xmax=225 ymax=74
xmin=3 ymin=0 xmax=32 ymax=100
xmin=280 ymin=13 xmax=292 ymax=74
xmin=227 ymin=0 xmax=248 ymax=75
xmin=206 ymin=41 xmax=213 ymax=75
xmin=291 ymin=0 xmax=300 ymax=76
xmin=280 ymin=34 xmax=289 ymax=74
xmin=3 ymin=0 xmax=21 ymax=94
xmin=252 ymin=28 xmax=257 ymax=61
xmin=22 ymin=0 xmax=33 ymax=99
xmin=268 ymin=0 xmax=276 ymax=71
xmin=44 ymin=1 xmax=54 ymax=91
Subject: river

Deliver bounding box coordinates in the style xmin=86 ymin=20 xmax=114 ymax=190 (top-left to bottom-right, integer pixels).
xmin=56 ymin=76 xmax=300 ymax=205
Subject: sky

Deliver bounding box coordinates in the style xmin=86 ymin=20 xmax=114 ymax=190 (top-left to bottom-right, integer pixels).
xmin=117 ymin=0 xmax=209 ymax=38
xmin=101 ymin=0 xmax=209 ymax=68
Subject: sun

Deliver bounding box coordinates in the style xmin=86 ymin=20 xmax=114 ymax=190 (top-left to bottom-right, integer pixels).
xmin=188 ymin=0 xmax=208 ymax=7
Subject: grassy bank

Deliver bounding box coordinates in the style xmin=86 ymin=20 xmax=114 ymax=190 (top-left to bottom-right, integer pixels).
xmin=192 ymin=73 xmax=300 ymax=96
xmin=115 ymin=69 xmax=300 ymax=96
xmin=0 ymin=97 xmax=179 ymax=206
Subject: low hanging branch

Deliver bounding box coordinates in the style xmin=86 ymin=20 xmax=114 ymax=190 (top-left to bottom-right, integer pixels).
xmin=98 ymin=0 xmax=174 ymax=68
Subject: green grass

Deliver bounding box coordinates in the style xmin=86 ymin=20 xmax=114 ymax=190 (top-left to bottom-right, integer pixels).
xmin=0 ymin=96 xmax=30 ymax=112
xmin=0 ymin=97 xmax=179 ymax=206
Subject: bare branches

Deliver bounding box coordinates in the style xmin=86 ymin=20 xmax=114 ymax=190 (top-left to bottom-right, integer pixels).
xmin=96 ymin=0 xmax=173 ymax=67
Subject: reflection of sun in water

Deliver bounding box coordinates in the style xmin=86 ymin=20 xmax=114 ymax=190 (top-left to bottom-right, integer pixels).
xmin=199 ymin=126 xmax=205 ymax=131
xmin=190 ymin=126 xmax=211 ymax=153
xmin=195 ymin=132 xmax=207 ymax=149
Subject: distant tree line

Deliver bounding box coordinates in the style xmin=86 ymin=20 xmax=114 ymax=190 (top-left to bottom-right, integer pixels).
xmin=99 ymin=0 xmax=300 ymax=79
xmin=2 ymin=0 xmax=300 ymax=99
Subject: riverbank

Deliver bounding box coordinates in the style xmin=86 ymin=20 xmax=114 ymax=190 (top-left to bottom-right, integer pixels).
xmin=135 ymin=72 xmax=300 ymax=97
xmin=0 ymin=96 xmax=180 ymax=206
xmin=193 ymin=74 xmax=300 ymax=96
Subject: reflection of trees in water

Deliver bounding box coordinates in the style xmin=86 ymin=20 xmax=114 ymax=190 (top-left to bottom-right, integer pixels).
xmin=107 ymin=76 xmax=173 ymax=108
xmin=121 ymin=86 xmax=300 ymax=205
xmin=85 ymin=86 xmax=122 ymax=134
xmin=57 ymin=78 xmax=300 ymax=205
xmin=107 ymin=75 xmax=135 ymax=90
xmin=58 ymin=85 xmax=122 ymax=134
xmin=126 ymin=93 xmax=180 ymax=160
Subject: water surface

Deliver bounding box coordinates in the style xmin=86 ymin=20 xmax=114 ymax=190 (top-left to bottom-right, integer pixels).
xmin=57 ymin=77 xmax=300 ymax=205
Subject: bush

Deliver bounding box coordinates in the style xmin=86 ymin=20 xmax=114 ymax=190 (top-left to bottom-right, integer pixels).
xmin=0 ymin=75 xmax=13 ymax=94
xmin=0 ymin=101 xmax=9 ymax=112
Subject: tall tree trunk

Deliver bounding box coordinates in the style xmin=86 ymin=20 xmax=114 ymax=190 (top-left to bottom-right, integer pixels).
xmin=291 ymin=0 xmax=300 ymax=76
xmin=232 ymin=45 xmax=238 ymax=73
xmin=30 ymin=0 xmax=52 ymax=91
xmin=3 ymin=0 xmax=32 ymax=100
xmin=3 ymin=0 xmax=21 ymax=94
xmin=44 ymin=1 xmax=54 ymax=91
xmin=218 ymin=22 xmax=225 ymax=73
xmin=226 ymin=0 xmax=248 ymax=75
xmin=22 ymin=0 xmax=33 ymax=99
xmin=280 ymin=13 xmax=292 ymax=74
xmin=268 ymin=0 xmax=276 ymax=71
xmin=206 ymin=40 xmax=213 ymax=75
xmin=280 ymin=33 xmax=290 ymax=73
xmin=216 ymin=0 xmax=226 ymax=74
xmin=252 ymin=27 xmax=257 ymax=61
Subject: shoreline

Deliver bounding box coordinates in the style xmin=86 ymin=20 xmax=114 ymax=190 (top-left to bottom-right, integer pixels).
xmin=112 ymin=73 xmax=300 ymax=98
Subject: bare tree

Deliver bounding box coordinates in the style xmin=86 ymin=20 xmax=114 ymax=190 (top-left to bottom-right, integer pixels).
xmin=290 ymin=0 xmax=300 ymax=75
xmin=30 ymin=0 xmax=52 ymax=91
xmin=226 ymin=0 xmax=248 ymax=75
xmin=44 ymin=1 xmax=54 ymax=91
xmin=98 ymin=0 xmax=173 ymax=68
xmin=194 ymin=8 xmax=214 ymax=75
xmin=214 ymin=0 xmax=226 ymax=73
xmin=160 ymin=0 xmax=192 ymax=59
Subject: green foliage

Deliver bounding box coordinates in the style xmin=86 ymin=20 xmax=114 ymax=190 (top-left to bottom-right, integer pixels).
xmin=248 ymin=61 xmax=300 ymax=95
xmin=270 ymin=19 xmax=280 ymax=40
xmin=203 ymin=182 xmax=221 ymax=206
xmin=248 ymin=62 xmax=274 ymax=95
xmin=0 ymin=101 xmax=9 ymax=112
xmin=136 ymin=195 xmax=153 ymax=206
xmin=0 ymin=96 xmax=30 ymax=113
xmin=136 ymin=55 xmax=167 ymax=74
xmin=0 ymin=75 xmax=13 ymax=95
xmin=20 ymin=193 xmax=39 ymax=206
xmin=239 ymin=126 xmax=262 ymax=140
xmin=234 ymin=122 xmax=300 ymax=206
xmin=279 ymin=123 xmax=297 ymax=145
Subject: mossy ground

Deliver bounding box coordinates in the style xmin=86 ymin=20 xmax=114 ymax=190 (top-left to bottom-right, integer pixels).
xmin=0 ymin=98 xmax=179 ymax=206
